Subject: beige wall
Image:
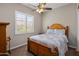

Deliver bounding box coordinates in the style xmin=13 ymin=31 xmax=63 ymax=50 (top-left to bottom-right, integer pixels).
xmin=42 ymin=4 xmax=77 ymax=48
xmin=0 ymin=3 xmax=42 ymax=49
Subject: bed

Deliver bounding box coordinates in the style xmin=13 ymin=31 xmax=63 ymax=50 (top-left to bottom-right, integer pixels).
xmin=27 ymin=24 xmax=69 ymax=56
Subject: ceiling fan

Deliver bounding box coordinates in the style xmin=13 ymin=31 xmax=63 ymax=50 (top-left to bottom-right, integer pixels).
xmin=33 ymin=3 xmax=52 ymax=13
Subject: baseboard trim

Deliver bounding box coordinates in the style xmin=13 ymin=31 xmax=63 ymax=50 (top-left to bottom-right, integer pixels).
xmin=76 ymin=48 xmax=79 ymax=52
xmin=10 ymin=43 xmax=27 ymax=50
xmin=68 ymin=45 xmax=76 ymax=49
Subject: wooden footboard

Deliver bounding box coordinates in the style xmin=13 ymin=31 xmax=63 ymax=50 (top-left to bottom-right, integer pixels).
xmin=27 ymin=38 xmax=58 ymax=56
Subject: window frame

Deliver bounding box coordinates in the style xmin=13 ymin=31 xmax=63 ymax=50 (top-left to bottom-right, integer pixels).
xmin=15 ymin=11 xmax=34 ymax=35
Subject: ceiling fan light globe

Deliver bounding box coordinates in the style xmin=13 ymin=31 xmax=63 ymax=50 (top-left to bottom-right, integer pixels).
xmin=36 ymin=9 xmax=39 ymax=12
xmin=40 ymin=9 xmax=44 ymax=12
xmin=38 ymin=11 xmax=41 ymax=13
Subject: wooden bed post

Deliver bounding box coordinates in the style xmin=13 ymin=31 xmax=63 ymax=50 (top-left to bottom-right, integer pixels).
xmin=47 ymin=26 xmax=49 ymax=29
xmin=27 ymin=38 xmax=30 ymax=52
xmin=65 ymin=26 xmax=69 ymax=38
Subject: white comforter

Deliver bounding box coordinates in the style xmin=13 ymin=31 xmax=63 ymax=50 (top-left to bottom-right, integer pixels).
xmin=30 ymin=34 xmax=68 ymax=56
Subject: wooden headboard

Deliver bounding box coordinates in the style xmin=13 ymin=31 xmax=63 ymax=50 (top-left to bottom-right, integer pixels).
xmin=47 ymin=24 xmax=69 ymax=38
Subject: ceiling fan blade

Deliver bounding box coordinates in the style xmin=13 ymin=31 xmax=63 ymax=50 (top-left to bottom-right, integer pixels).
xmin=44 ymin=8 xmax=52 ymax=10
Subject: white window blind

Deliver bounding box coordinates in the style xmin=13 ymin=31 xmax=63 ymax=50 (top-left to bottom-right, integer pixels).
xmin=15 ymin=11 xmax=34 ymax=34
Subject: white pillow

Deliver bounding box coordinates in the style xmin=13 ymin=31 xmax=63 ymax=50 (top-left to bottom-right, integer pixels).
xmin=46 ymin=29 xmax=55 ymax=34
xmin=54 ymin=29 xmax=65 ymax=35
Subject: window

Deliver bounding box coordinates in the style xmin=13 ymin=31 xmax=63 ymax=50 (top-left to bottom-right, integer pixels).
xmin=15 ymin=11 xmax=34 ymax=34
xmin=27 ymin=15 xmax=34 ymax=33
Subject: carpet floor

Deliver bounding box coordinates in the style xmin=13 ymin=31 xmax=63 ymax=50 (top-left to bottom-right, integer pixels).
xmin=11 ymin=45 xmax=79 ymax=56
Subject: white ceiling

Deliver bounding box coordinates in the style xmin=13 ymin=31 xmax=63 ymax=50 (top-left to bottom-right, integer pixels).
xmin=22 ymin=3 xmax=69 ymax=10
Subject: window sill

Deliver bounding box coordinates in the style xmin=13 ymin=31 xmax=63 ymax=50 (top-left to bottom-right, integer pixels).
xmin=14 ymin=32 xmax=35 ymax=36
